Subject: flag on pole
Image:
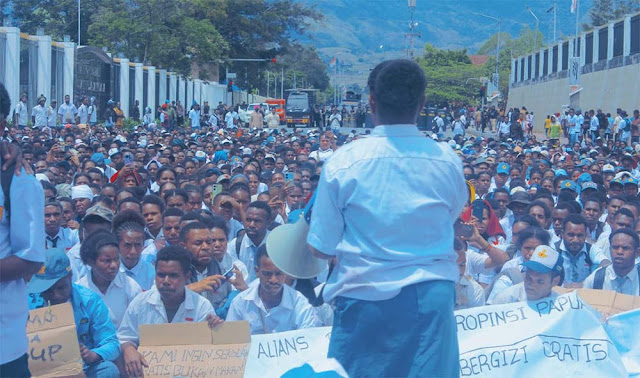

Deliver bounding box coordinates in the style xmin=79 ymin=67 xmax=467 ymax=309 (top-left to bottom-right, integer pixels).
xmin=571 ymin=0 xmax=577 ymax=13
xmin=329 ymin=57 xmax=337 ymax=67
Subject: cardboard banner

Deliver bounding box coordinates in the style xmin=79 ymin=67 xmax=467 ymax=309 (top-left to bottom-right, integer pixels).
xmin=456 ymin=291 xmax=627 ymax=377
xmin=244 ymin=327 xmax=332 ymax=377
xmin=138 ymin=321 xmax=250 ymax=377
xmin=26 ymin=302 xmax=83 ymax=377
xmin=554 ymin=287 xmax=640 ymax=319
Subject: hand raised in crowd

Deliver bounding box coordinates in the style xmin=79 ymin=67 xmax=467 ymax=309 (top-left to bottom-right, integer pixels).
xmin=0 ymin=140 xmax=30 ymax=175
xmin=228 ymin=265 xmax=248 ymax=291
xmin=268 ymin=197 xmax=285 ymax=219
xmin=187 ymin=274 xmax=223 ymax=293
xmin=122 ymin=343 xmax=148 ymax=377
xmin=79 ymin=343 xmax=101 ymax=364
xmin=462 ymin=217 xmax=491 ymax=251
xmin=206 ymin=314 xmax=224 ymax=329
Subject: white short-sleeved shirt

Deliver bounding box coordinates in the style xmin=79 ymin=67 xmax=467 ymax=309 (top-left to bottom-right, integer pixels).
xmin=226 ymin=280 xmax=320 ymax=335
xmin=77 ymin=104 xmax=89 ymax=124
xmin=455 ymin=275 xmax=486 ymax=310
xmin=227 ymin=233 xmax=269 ymax=283
xmin=120 ymin=259 xmax=156 ymax=291
xmin=189 ymin=109 xmax=201 ymax=128
xmin=582 ymin=265 xmax=640 ymax=296
xmin=67 ymin=243 xmax=88 ymax=281
xmin=464 ymin=250 xmax=489 ymax=277
xmin=77 ymin=270 xmax=142 ymax=328
xmin=307 ymin=125 xmax=467 ymax=302
xmin=14 ymin=101 xmax=29 ymax=126
xmin=117 ymin=286 xmax=214 ymax=347
xmin=58 ymin=102 xmax=78 ymax=124
xmin=491 ymin=282 xmax=558 ymax=305
xmin=31 ymin=104 xmax=49 ymax=127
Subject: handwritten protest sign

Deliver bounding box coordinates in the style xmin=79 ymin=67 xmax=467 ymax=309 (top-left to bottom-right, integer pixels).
xmin=26 ymin=302 xmax=83 ymax=377
xmin=605 ymin=308 xmax=640 ymax=377
xmin=138 ymin=321 xmax=250 ymax=377
xmin=455 ymin=291 xmax=627 ymax=377
xmin=554 ymin=287 xmax=640 ymax=319
xmin=244 ymin=327 xmax=332 ymax=377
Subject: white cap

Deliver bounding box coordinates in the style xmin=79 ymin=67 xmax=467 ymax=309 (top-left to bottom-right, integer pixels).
xmin=522 ymin=245 xmax=562 ymax=274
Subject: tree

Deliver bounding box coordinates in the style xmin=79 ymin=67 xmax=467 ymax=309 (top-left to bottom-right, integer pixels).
xmin=417 ymin=44 xmax=484 ymax=106
xmin=585 ymin=0 xmax=640 ymax=30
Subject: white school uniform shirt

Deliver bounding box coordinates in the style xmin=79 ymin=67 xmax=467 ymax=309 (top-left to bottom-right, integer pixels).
xmin=226 ymin=280 xmax=320 ymax=335
xmin=117 ymin=286 xmax=214 ymax=347
xmin=120 ymin=259 xmax=156 ymax=291
xmin=464 ymin=250 xmax=489 ymax=278
xmin=491 ymin=282 xmax=558 ymax=305
xmin=189 ymin=109 xmax=201 ymax=128
xmin=467 ymin=235 xmax=507 ymax=285
xmin=582 ymin=265 xmax=640 ymax=296
xmin=227 ymin=232 xmax=270 ymax=283
xmin=67 ymin=243 xmax=88 ymax=281
xmin=227 ymin=218 xmax=244 ymax=241
xmin=58 ymin=102 xmax=78 ymax=124
xmin=47 ymin=106 xmax=57 ymax=127
xmin=45 ymin=227 xmax=78 ymax=251
xmin=307 ymin=124 xmax=466 ymax=302
xmin=77 ymin=104 xmax=89 ymax=124
xmin=31 ymin=104 xmax=49 ymax=128
xmin=14 ymin=101 xmax=29 ymax=125
xmin=455 ymin=275 xmax=486 ymax=310
xmin=309 ymin=148 xmax=333 ymax=162
xmin=77 ymin=270 xmax=142 ymax=328
xmin=140 ymin=242 xmax=159 ymax=265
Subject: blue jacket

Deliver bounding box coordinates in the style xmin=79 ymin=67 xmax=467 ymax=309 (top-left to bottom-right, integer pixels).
xmin=71 ymin=284 xmax=120 ymax=362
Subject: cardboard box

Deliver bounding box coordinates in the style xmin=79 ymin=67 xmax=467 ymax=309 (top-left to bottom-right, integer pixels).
xmin=554 ymin=287 xmax=640 ymax=319
xmin=138 ymin=321 xmax=251 ymax=377
xmin=26 ymin=302 xmax=84 ymax=377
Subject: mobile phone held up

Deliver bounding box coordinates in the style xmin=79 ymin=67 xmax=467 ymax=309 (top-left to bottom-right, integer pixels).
xmin=471 ymin=200 xmax=485 ymax=222
xmin=454 ymin=220 xmax=474 ymax=238
xmin=285 ymin=172 xmax=295 ymax=183
xmin=124 ymin=154 xmax=134 ymax=166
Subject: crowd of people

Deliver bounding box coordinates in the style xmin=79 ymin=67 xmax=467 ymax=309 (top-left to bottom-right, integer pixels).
xmin=1 ymin=57 xmax=639 ymax=377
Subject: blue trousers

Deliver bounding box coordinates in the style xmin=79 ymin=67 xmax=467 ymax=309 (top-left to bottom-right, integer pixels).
xmin=84 ymin=360 xmax=119 ymax=377
xmin=328 ymin=280 xmax=459 ymax=378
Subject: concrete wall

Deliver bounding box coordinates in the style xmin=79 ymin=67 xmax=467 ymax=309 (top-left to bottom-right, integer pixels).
xmin=507 ymin=60 xmax=640 ymax=132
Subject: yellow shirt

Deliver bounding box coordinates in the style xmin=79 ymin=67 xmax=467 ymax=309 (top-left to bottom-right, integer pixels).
xmin=545 ymin=118 xmax=551 ymax=130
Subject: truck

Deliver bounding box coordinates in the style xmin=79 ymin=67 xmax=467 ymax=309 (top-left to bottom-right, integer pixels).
xmin=285 ymin=89 xmax=317 ymax=128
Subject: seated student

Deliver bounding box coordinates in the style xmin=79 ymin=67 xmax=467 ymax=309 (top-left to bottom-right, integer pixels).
xmin=226 ymin=245 xmax=320 ymax=334
xmin=141 ymin=208 xmax=184 ymax=265
xmin=77 ymin=230 xmax=142 ymax=328
xmin=491 ymin=245 xmax=564 ymax=304
xmin=118 ymin=246 xmax=222 ymax=377
xmin=554 ymin=214 xmax=596 ymax=287
xmin=180 ymin=221 xmax=248 ymax=315
xmin=67 ymin=205 xmax=114 ymax=281
xmin=486 ymin=225 xmax=550 ymax=303
xmin=590 ymin=208 xmax=635 ymax=266
xmin=27 ymin=250 xmax=120 ymax=377
xmin=583 ymin=229 xmax=640 ymax=296
xmin=112 ymin=210 xmax=155 ymax=290
xmin=454 ymin=237 xmax=485 ymax=310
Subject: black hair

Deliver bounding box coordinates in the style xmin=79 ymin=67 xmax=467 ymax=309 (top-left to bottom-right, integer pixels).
xmin=554 ymin=201 xmax=579 ymax=214
xmin=248 ymin=200 xmax=272 ymax=220
xmin=582 ymin=196 xmax=604 ymax=209
xmin=615 ymin=207 xmax=635 ymax=220
xmin=493 ymin=187 xmax=510 ymax=198
xmin=163 ymin=207 xmax=185 ymax=220
xmin=80 ymin=230 xmax=119 ymax=265
xmin=178 ymin=221 xmax=209 ymax=243
xmin=118 ymin=197 xmax=142 ymax=212
xmin=156 ymin=245 xmax=191 ymax=275
xmin=183 ymin=184 xmax=202 ymax=196
xmin=163 ymin=189 xmax=189 ymax=203
xmin=562 ymin=213 xmax=588 ymax=230
xmin=256 ymin=244 xmax=270 ymax=268
xmin=514 ymin=214 xmax=540 ymax=228
xmin=515 ymin=226 xmax=551 ymax=250
xmin=609 ymin=228 xmax=640 ymax=250
xmin=209 ymin=215 xmax=229 ymax=239
xmin=156 ymin=166 xmax=177 ymax=182
xmin=230 ymin=182 xmax=251 ymax=196
xmin=58 ymin=197 xmax=76 ymax=211
xmin=453 ymin=236 xmax=467 ymax=251
xmin=41 ymin=181 xmax=57 ymax=195
xmin=0 ymin=83 xmax=10 ymax=119
xmin=370 ymin=60 xmax=426 ymax=120
xmin=44 ymin=200 xmax=63 ymax=212
xmin=91 ymin=195 xmax=114 ymax=209
xmin=528 ymin=200 xmax=551 ymax=219
xmin=142 ymin=194 xmax=166 ymax=214
xmin=112 ymin=210 xmax=146 ymax=241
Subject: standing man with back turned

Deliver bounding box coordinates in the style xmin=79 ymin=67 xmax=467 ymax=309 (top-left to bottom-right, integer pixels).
xmin=308 ymin=59 xmax=467 ymax=377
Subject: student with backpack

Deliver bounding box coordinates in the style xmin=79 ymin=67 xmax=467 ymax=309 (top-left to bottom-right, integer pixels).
xmin=583 ymin=228 xmax=640 ymax=295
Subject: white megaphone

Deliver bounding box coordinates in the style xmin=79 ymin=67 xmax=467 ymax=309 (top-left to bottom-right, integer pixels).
xmin=266 ymin=192 xmax=326 ymax=279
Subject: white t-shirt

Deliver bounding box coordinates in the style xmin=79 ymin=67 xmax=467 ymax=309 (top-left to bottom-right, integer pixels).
xmin=31 ymin=104 xmax=48 ymax=128
xmin=14 ymin=101 xmax=29 ymax=126
xmin=329 ymin=113 xmax=342 ymax=129
xmin=189 ymin=109 xmax=201 ymax=128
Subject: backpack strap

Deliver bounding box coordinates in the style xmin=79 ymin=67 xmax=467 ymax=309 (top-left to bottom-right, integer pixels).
xmin=584 ymin=243 xmax=593 ymax=268
xmin=593 ymin=267 xmax=607 ymax=290
xmin=235 ymin=233 xmax=245 ymax=259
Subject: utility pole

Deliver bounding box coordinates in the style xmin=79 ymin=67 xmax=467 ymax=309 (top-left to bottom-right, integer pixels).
xmin=407 ymin=0 xmax=418 ymax=59
xmin=280 ymin=66 xmax=284 ymax=99
xmin=77 ymin=0 xmax=81 ymax=44
xmin=527 ymin=6 xmax=540 ymax=50
xmin=265 ymin=71 xmax=270 ymax=98
xmin=476 ymin=13 xmax=501 ymax=99
xmin=553 ymin=0 xmax=557 ymax=43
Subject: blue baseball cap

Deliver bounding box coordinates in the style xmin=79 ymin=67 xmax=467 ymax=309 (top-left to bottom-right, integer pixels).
xmin=581 ymin=181 xmax=598 ymax=192
xmin=91 ymin=153 xmax=105 ymax=165
xmin=610 ymin=178 xmax=624 ymax=187
xmin=497 ymin=163 xmax=510 ymax=175
xmin=27 ymin=249 xmax=72 ymax=294
xmin=560 ymin=180 xmax=578 ymax=192
xmin=554 ymin=169 xmax=568 ymax=177
xmin=577 ymin=173 xmax=592 ymax=184
xmin=623 ymin=177 xmax=638 ymax=186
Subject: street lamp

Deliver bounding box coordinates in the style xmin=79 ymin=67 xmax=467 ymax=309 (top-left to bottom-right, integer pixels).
xmin=77 ymin=0 xmax=81 ymax=45
xmin=408 ymin=0 xmax=417 ymax=59
xmin=526 ymin=6 xmax=540 ymax=49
